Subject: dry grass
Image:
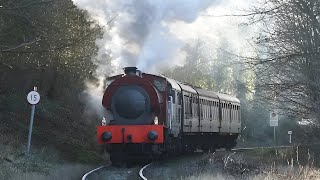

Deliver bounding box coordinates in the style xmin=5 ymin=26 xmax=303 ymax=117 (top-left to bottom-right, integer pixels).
xmin=252 ymin=166 xmax=320 ymax=180
xmin=185 ymin=173 xmax=232 ymax=180
xmin=0 ymin=145 xmax=96 ymax=180
xmin=184 ymin=147 xmax=320 ymax=180
xmin=185 ymin=166 xmax=320 ymax=180
xmin=9 ymin=164 xmax=93 ymax=180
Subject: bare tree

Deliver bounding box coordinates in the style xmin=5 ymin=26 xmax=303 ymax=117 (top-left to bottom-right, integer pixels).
xmin=243 ymin=0 xmax=320 ymax=123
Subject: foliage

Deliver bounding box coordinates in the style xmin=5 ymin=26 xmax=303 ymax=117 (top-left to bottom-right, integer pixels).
xmin=0 ymin=0 xmax=103 ymax=160
xmin=164 ymin=39 xmax=239 ymax=94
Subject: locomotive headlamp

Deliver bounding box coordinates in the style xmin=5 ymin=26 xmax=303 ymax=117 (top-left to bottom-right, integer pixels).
xmin=147 ymin=131 xmax=158 ymax=141
xmin=101 ymin=117 xmax=107 ymax=126
xmin=101 ymin=131 xmax=112 ymax=142
xmin=154 ymin=116 xmax=159 ymax=125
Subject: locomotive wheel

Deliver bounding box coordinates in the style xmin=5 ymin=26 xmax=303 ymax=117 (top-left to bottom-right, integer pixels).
xmin=225 ymin=139 xmax=237 ymax=150
xmin=202 ymin=145 xmax=210 ymax=153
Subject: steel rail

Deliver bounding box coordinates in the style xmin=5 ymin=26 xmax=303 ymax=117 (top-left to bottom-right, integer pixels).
xmin=231 ymin=145 xmax=292 ymax=151
xmin=139 ymin=163 xmax=152 ymax=180
xmin=82 ymin=164 xmax=110 ymax=180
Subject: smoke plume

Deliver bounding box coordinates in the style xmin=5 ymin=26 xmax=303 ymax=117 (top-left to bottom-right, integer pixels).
xmin=72 ymin=0 xmax=257 ymax=120
xmin=72 ymin=0 xmax=219 ymax=74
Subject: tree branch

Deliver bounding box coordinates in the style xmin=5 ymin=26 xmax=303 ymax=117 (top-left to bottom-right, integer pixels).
xmin=201 ymin=4 xmax=284 ymax=17
xmin=0 ymin=40 xmax=36 ymax=52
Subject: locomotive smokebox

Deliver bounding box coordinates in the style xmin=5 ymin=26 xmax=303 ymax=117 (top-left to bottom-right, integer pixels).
xmin=123 ymin=67 xmax=142 ymax=77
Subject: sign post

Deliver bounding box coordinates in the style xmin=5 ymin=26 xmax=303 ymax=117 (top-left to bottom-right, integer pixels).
xmin=288 ymin=131 xmax=292 ymax=144
xmin=26 ymin=87 xmax=40 ymax=153
xmin=270 ymin=111 xmax=278 ymax=146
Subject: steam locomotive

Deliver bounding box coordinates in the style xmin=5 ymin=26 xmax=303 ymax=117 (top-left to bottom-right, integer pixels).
xmin=97 ymin=67 xmax=241 ymax=165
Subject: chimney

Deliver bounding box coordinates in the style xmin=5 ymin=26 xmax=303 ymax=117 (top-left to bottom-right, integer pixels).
xmin=123 ymin=67 xmax=142 ymax=77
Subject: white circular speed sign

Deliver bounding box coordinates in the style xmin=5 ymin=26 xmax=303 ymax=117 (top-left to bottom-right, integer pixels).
xmin=27 ymin=91 xmax=40 ymax=105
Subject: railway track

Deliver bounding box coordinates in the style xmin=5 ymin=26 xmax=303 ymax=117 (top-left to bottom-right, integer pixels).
xmin=82 ymin=146 xmax=294 ymax=180
xmin=231 ymin=145 xmax=292 ymax=151
xmin=81 ymin=165 xmax=110 ymax=180
xmin=139 ymin=163 xmax=152 ymax=180
xmin=82 ymin=163 xmax=151 ymax=180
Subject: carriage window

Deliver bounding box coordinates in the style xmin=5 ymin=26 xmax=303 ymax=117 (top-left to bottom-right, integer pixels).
xmin=184 ymin=95 xmax=191 ymax=118
xmin=210 ymin=101 xmax=212 ymax=118
xmin=190 ymin=96 xmax=193 ymax=116
xmin=208 ymin=101 xmax=210 ymax=118
xmin=177 ymin=92 xmax=182 ymax=105
xmin=200 ymin=99 xmax=203 ymax=118
xmin=172 ymin=91 xmax=176 ymax=103
xmin=205 ymin=100 xmax=207 ymax=118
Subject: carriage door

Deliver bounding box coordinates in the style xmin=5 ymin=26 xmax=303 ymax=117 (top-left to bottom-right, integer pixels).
xmin=176 ymin=92 xmax=182 ymax=135
xmin=229 ymin=103 xmax=232 ymax=132
xmin=169 ymin=90 xmax=181 ymax=137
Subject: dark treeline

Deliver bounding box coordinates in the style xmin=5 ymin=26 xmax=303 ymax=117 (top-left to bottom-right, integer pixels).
xmin=0 ymin=0 xmax=102 ymax=161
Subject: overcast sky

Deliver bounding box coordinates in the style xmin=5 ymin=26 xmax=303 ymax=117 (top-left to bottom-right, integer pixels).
xmin=72 ymin=0 xmax=258 ymax=74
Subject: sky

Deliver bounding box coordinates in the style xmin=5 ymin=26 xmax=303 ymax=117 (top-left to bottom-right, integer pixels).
xmin=72 ymin=0 xmax=259 ymax=75
xmin=72 ymin=0 xmax=259 ymax=117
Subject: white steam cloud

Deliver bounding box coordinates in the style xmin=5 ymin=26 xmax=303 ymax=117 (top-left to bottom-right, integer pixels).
xmin=72 ymin=0 xmax=220 ymax=74
xmin=73 ymin=0 xmax=258 ymax=119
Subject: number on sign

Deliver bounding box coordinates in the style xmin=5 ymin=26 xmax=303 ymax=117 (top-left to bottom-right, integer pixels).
xmin=30 ymin=94 xmax=37 ymax=101
xmin=27 ymin=91 xmax=40 ymax=105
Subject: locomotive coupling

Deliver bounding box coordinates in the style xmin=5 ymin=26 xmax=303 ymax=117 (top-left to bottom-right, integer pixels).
xmin=147 ymin=131 xmax=158 ymax=141
xmin=101 ymin=131 xmax=112 ymax=142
